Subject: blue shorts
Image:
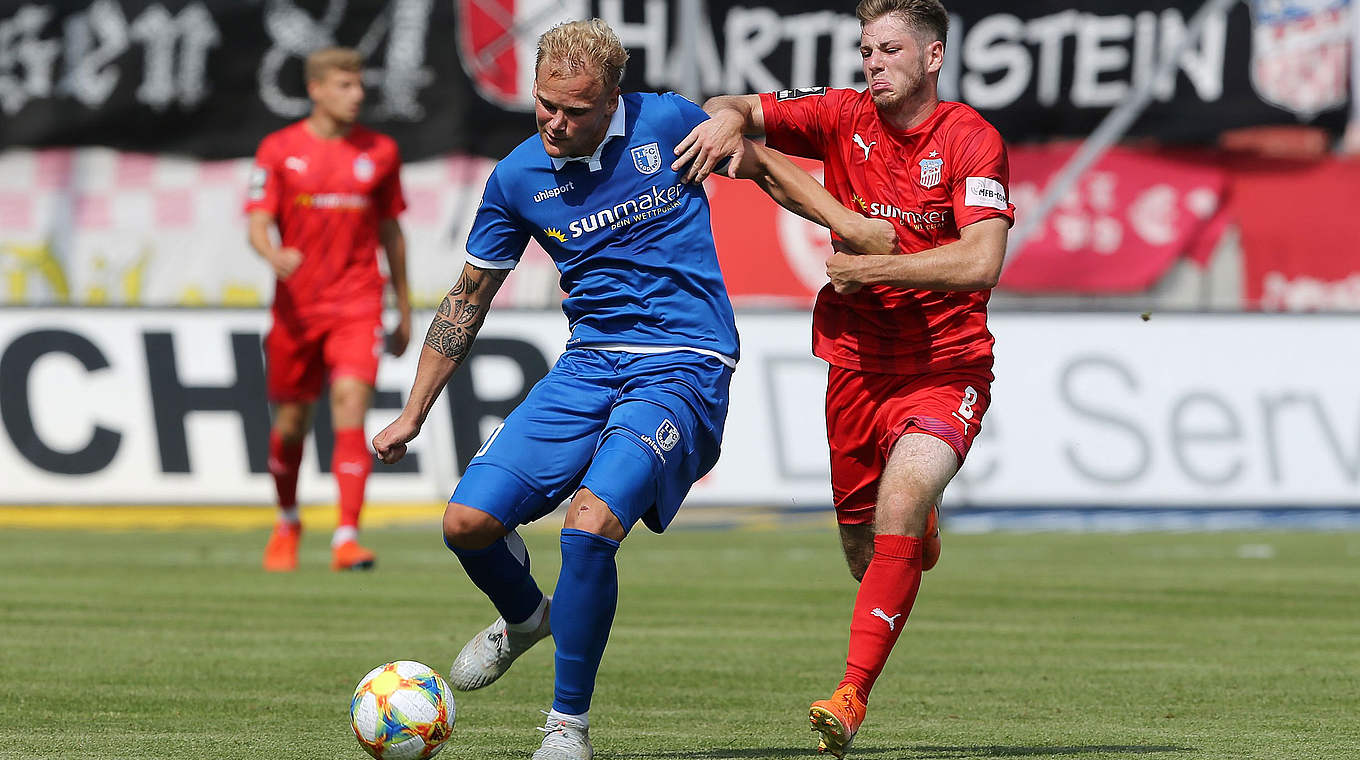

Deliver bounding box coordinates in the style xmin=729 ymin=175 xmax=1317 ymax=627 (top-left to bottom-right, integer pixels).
xmin=449 ymin=349 xmax=732 ymax=534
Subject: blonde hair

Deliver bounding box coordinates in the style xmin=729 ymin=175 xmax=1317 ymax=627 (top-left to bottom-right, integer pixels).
xmin=535 ymin=19 xmax=629 ymax=91
xmin=856 ymin=0 xmax=949 ymax=44
xmin=305 ymin=47 xmax=363 ymax=83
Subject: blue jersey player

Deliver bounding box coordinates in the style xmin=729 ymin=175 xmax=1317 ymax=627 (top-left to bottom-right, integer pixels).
xmin=373 ymin=19 xmax=894 ymax=760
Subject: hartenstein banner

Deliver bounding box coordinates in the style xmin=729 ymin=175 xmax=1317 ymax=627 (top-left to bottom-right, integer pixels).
xmin=2 ymin=309 xmax=1357 ymax=507
xmin=0 ymin=0 xmax=1352 ymax=160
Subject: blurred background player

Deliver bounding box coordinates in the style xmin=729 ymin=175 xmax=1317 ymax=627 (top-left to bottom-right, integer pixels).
xmin=674 ymin=0 xmax=1013 ymax=755
xmin=245 ymin=47 xmax=413 ymax=572
xmin=372 ymin=18 xmax=891 ymax=760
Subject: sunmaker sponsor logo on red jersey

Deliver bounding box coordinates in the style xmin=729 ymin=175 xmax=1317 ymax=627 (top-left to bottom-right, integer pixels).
xmin=853 ymin=194 xmax=953 ymax=232
xmin=293 ymin=193 xmax=371 ymax=210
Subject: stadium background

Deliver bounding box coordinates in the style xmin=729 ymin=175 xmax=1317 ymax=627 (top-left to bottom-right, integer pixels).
xmin=1 ymin=0 xmax=1357 ymax=527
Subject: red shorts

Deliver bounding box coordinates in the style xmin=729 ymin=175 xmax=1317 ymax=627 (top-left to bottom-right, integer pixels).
xmin=826 ymin=364 xmax=992 ymax=525
xmin=265 ymin=313 xmax=384 ymax=403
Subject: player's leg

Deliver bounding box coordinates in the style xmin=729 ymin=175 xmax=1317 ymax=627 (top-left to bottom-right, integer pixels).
xmin=533 ymin=482 xmax=630 ymax=760
xmin=536 ymin=352 xmax=730 ymax=760
xmin=813 ymin=373 xmax=990 ymax=757
xmin=328 ymin=375 xmax=376 ymax=569
xmin=262 ymin=321 xmax=324 ymax=572
xmin=446 ymin=352 xmax=615 ymax=693
xmin=811 ymin=434 xmax=954 ymax=758
xmin=323 ymin=317 xmax=384 ymax=570
xmin=825 ymin=365 xmax=882 ymax=582
xmin=443 ymin=476 xmax=551 ymax=692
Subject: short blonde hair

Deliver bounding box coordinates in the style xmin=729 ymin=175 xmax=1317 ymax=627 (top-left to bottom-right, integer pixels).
xmin=856 ymin=0 xmax=949 ymax=44
xmin=535 ymin=19 xmax=629 ymax=91
xmin=305 ymin=47 xmax=363 ymax=83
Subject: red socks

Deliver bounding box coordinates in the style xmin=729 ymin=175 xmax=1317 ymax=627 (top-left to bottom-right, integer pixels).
xmin=332 ymin=428 xmax=372 ymax=530
xmin=841 ymin=534 xmax=923 ymax=697
xmin=268 ymin=431 xmax=304 ymax=514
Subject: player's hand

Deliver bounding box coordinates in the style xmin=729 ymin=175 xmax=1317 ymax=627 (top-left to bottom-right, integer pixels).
xmin=826 ymin=252 xmax=866 ymax=295
xmin=386 ymin=313 xmax=412 ymax=357
xmin=841 ymin=216 xmax=897 ymax=256
xmin=373 ymin=416 xmax=420 ymax=465
xmin=671 ymin=111 xmax=745 ymax=183
xmin=269 ymin=247 xmax=303 ymax=279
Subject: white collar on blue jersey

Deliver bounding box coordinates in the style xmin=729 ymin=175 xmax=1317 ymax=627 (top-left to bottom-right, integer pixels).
xmin=548 ymin=97 xmax=627 ymax=173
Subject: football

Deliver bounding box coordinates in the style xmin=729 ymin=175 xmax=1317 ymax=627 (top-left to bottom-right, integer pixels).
xmin=350 ymin=661 xmax=457 ymax=760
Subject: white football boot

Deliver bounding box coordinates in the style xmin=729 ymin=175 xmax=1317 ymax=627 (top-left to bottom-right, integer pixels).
xmin=448 ymin=597 xmax=552 ymax=691
xmin=531 ymin=711 xmax=593 ymax=760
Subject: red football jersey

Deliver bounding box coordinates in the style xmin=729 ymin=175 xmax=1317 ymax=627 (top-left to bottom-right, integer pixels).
xmin=760 ymin=89 xmax=1015 ymax=375
xmin=245 ymin=121 xmax=405 ymax=323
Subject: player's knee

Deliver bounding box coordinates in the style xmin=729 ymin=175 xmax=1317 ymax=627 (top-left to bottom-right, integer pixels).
xmin=563 ymin=488 xmax=626 ymax=542
xmin=442 ymin=503 xmax=506 ymax=551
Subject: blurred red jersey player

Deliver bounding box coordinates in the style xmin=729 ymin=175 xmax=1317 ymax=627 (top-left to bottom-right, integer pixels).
xmin=675 ymin=0 xmax=1014 ymax=755
xmin=245 ymin=47 xmax=412 ymax=572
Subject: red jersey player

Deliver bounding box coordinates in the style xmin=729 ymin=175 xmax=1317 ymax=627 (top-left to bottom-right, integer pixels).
xmin=674 ymin=1 xmax=1013 ymax=755
xmin=245 ymin=47 xmax=411 ymax=572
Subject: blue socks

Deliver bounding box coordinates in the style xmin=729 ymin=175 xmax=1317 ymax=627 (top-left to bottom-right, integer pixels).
xmin=449 ymin=530 xmax=544 ymax=626
xmin=551 ymin=528 xmax=621 ymax=715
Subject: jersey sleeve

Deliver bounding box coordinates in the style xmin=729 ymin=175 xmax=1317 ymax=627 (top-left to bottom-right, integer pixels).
xmin=950 ymin=125 xmax=1015 ymax=229
xmin=665 ymin=91 xmax=711 ymax=132
xmin=244 ymin=136 xmax=281 ymax=216
xmin=757 ymin=87 xmax=841 ymax=160
xmin=463 ymin=166 xmax=530 ymax=270
xmin=374 ymin=145 xmax=407 ymax=220
xmin=664 ymin=92 xmax=733 ymax=175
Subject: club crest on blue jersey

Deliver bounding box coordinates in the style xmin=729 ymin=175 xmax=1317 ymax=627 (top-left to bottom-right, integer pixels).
xmin=918 ymin=156 xmax=943 ymax=188
xmin=631 ymin=142 xmax=663 ymax=175
xmin=656 ymin=419 xmax=680 ymax=451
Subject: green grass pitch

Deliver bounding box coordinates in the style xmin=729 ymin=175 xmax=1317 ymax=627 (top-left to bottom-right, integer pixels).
xmin=1 ymin=524 xmax=1357 ymax=759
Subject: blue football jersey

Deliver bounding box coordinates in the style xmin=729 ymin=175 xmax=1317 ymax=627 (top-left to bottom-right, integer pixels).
xmin=464 ymin=92 xmax=739 ymax=364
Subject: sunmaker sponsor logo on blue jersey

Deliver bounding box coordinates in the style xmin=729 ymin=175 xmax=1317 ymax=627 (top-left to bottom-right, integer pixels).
xmin=559 ymin=182 xmax=687 ymax=240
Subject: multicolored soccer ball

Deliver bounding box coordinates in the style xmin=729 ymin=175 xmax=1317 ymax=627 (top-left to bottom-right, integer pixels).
xmin=350 ymin=661 xmax=456 ymax=759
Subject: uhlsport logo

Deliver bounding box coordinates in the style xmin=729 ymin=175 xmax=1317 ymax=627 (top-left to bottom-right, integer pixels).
xmin=631 ymin=143 xmax=663 ymax=175
xmin=534 ymin=181 xmax=575 ymax=203
xmin=919 ymin=152 xmax=943 ymax=188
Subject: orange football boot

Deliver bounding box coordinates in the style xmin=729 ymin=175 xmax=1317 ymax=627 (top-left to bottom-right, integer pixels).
xmin=331 ymin=539 xmax=376 ymax=571
xmin=809 ymin=683 xmax=867 ymax=759
xmin=263 ymin=522 xmax=301 ymax=572
xmin=923 ymin=503 xmax=941 ymax=572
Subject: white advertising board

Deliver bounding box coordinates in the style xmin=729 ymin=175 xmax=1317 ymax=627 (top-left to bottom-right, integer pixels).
xmin=0 ymin=309 xmax=1356 ymax=508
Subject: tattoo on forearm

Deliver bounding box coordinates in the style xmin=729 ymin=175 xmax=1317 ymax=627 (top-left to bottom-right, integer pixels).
xmin=424 ymin=319 xmax=472 ymax=362
xmin=423 ymin=271 xmax=505 ymax=363
xmin=454 ymin=302 xmax=480 ymax=326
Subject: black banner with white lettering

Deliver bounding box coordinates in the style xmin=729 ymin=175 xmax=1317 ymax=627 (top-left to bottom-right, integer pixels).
xmin=0 ymin=0 xmax=1351 ymax=159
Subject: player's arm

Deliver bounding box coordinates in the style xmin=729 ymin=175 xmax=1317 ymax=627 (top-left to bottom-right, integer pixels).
xmin=731 ymin=140 xmax=896 ymax=255
xmin=671 ymin=94 xmax=765 ymax=183
xmin=825 ymin=217 xmax=1009 ymax=294
xmin=373 ymin=262 xmax=509 ymax=464
xmin=378 ymin=218 xmax=413 ymax=357
xmin=247 ymin=210 xmax=302 ymax=279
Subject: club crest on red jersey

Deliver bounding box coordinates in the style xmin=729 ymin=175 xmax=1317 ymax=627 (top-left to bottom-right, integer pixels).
xmin=353 ymin=154 xmax=374 ymax=182
xmin=918 ymin=154 xmax=943 ymax=188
